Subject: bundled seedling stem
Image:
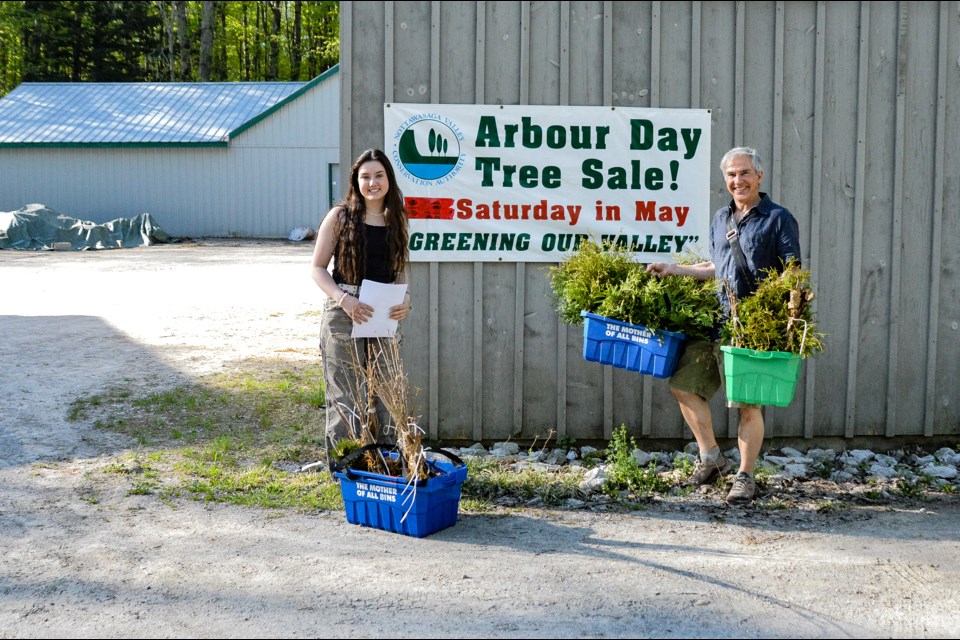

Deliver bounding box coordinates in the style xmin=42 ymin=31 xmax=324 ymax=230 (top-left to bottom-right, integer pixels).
xmin=370 ymin=338 xmax=429 ymax=481
xmin=332 ymin=335 xmax=431 ymax=482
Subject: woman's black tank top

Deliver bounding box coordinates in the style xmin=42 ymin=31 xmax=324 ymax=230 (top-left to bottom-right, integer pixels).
xmin=333 ymin=224 xmax=394 ymax=285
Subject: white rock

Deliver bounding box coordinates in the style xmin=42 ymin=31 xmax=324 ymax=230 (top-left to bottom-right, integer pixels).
xmin=684 ymin=442 xmax=700 ymax=455
xmin=566 ymin=450 xmax=579 ymax=461
xmin=546 ymin=451 xmax=566 ymax=465
xmin=763 ymin=455 xmax=792 ymax=467
xmin=489 ymin=449 xmax=509 ymax=458
xmin=873 ymin=454 xmax=898 ymax=467
xmin=923 ymin=465 xmax=958 ymax=480
xmin=934 ymin=447 xmax=957 ymax=463
xmin=780 ymin=463 xmax=810 ymax=479
xmin=806 ymin=448 xmax=836 ymax=461
xmin=579 ymin=466 xmax=610 ymax=493
xmin=566 ymin=498 xmax=585 ymax=508
xmin=631 ymin=449 xmax=653 ymax=467
xmin=725 ymin=448 xmax=742 ymax=463
xmin=580 ymin=446 xmax=598 ymax=457
xmin=527 ymin=450 xmax=545 ymax=462
xmin=780 ymin=446 xmax=805 ymax=458
xmin=913 ymin=454 xmax=935 ymax=465
xmin=868 ymin=464 xmax=897 ymax=479
xmin=848 ymin=449 xmax=875 ymax=463
xmin=830 ymin=470 xmax=855 ymax=482
xmin=493 ymin=442 xmax=520 ymax=455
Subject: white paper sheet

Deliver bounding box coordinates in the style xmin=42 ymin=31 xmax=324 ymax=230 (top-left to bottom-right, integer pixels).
xmin=350 ymin=279 xmax=408 ymax=338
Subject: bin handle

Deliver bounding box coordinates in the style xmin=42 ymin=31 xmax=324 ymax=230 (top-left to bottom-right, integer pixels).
xmin=787 ymin=317 xmax=808 ymax=357
xmin=332 ymin=443 xmax=465 ymax=479
xmin=330 ymin=443 xmax=399 ymax=478
xmin=424 ymin=446 xmax=466 ymax=468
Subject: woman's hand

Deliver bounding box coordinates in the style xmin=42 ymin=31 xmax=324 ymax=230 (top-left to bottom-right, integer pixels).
xmin=341 ymin=294 xmax=374 ymax=324
xmin=388 ymin=301 xmax=411 ymax=321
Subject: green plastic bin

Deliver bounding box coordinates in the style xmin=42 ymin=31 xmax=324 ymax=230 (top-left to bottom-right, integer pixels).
xmin=721 ymin=345 xmax=802 ymax=407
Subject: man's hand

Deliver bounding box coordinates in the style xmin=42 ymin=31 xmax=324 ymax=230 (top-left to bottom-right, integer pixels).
xmin=646 ymin=262 xmax=673 ymax=277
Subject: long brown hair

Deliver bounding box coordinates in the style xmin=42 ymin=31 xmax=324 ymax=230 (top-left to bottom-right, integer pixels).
xmin=334 ymin=149 xmax=409 ymax=284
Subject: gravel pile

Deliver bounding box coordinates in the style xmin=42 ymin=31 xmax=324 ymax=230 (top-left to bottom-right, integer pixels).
xmin=448 ymin=441 xmax=959 ymax=504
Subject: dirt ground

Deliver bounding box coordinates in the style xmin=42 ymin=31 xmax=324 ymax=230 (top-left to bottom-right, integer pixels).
xmin=1 ymin=240 xmax=958 ymax=639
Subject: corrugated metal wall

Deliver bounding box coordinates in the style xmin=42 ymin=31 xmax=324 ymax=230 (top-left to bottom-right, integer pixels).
xmin=0 ymin=74 xmax=340 ymax=238
xmin=342 ymin=0 xmax=959 ymax=445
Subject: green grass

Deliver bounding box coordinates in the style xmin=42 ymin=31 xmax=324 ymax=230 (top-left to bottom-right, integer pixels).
xmin=461 ymin=458 xmax=585 ymax=508
xmin=70 ymin=358 xmax=337 ymax=512
xmin=67 ymin=361 xmax=956 ymax=515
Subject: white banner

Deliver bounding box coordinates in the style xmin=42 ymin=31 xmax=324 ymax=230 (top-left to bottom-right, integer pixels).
xmin=384 ymin=104 xmax=711 ymax=263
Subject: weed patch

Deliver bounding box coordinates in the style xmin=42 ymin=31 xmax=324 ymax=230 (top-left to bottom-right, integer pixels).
xmin=604 ymin=425 xmax=673 ymax=498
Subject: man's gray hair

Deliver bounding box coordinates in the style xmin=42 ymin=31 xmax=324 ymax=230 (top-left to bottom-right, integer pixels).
xmin=720 ymin=147 xmax=764 ymax=174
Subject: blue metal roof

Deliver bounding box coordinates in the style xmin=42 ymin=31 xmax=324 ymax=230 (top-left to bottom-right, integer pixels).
xmin=0 ymin=68 xmax=337 ymax=146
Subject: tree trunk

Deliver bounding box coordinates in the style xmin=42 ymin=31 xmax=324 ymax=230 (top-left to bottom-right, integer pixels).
xmin=241 ymin=2 xmax=250 ymax=80
xmin=155 ymin=1 xmax=176 ymax=81
xmin=174 ymin=0 xmax=191 ymax=80
xmin=266 ymin=1 xmax=281 ymax=81
xmin=291 ymin=0 xmax=302 ymax=81
xmin=217 ymin=1 xmax=227 ymax=80
xmin=199 ymin=0 xmax=215 ymax=81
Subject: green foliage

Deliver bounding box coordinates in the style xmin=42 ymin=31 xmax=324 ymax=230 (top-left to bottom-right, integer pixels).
xmin=722 ymin=263 xmax=826 ymax=357
xmin=548 ymin=239 xmax=721 ymax=339
xmin=603 ymin=425 xmax=672 ymax=496
xmin=0 ymin=1 xmax=339 ymax=89
xmin=548 ymin=238 xmax=636 ymax=325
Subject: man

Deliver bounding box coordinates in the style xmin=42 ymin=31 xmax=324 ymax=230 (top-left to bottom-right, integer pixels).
xmin=646 ymin=147 xmax=801 ymax=503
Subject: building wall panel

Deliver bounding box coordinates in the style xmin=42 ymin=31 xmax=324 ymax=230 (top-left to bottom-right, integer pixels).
xmin=342 ymin=0 xmax=960 ymax=444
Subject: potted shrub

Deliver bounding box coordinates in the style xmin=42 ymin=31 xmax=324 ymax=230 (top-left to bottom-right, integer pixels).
xmin=548 ymin=239 xmax=721 ymax=378
xmin=720 ymin=262 xmax=825 ymax=406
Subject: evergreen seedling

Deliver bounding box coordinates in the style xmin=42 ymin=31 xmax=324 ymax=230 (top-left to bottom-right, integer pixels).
xmin=722 ymin=262 xmax=826 ymax=358
xmin=548 ymin=239 xmax=721 ymax=339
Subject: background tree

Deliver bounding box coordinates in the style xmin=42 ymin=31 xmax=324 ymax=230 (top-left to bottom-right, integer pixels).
xmin=198 ymin=0 xmax=214 ymax=81
xmin=0 ymin=0 xmax=339 ymax=94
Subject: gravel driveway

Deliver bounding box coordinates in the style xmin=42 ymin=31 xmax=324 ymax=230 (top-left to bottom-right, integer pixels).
xmin=1 ymin=240 xmax=957 ymax=638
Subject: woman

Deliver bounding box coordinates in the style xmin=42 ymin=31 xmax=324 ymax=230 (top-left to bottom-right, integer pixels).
xmin=310 ymin=149 xmax=411 ymax=458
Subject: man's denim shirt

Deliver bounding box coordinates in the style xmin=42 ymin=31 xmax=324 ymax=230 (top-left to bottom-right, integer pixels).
xmin=709 ymin=192 xmax=801 ymax=314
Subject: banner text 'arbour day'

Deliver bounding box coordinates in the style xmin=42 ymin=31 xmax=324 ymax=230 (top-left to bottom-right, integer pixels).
xmin=385 ymin=104 xmax=711 ymax=262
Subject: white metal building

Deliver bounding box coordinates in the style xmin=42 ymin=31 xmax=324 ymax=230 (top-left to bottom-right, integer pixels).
xmin=0 ymin=65 xmax=340 ymax=238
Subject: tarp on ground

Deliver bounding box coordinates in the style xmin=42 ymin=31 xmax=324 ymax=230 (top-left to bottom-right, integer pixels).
xmin=0 ymin=204 xmax=171 ymax=250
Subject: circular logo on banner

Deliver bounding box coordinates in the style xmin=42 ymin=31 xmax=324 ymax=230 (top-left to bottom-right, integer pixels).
xmin=391 ymin=115 xmax=465 ymax=184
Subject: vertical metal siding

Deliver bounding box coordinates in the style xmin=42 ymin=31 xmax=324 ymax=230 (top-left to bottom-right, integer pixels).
xmin=934 ymin=2 xmax=960 ymax=435
xmin=344 ymin=0 xmax=960 ymax=444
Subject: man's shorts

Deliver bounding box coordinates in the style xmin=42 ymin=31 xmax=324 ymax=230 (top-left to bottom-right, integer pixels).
xmin=668 ymin=340 xmax=722 ymax=400
xmin=669 ymin=340 xmax=759 ymax=408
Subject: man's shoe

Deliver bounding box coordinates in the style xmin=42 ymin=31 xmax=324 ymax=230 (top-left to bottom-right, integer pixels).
xmin=683 ymin=455 xmax=732 ymax=486
xmin=726 ymin=472 xmax=757 ymax=503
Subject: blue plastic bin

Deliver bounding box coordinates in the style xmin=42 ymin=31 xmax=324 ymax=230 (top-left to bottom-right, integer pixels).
xmin=334 ymin=453 xmax=468 ymax=538
xmin=580 ymin=311 xmax=685 ymax=378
